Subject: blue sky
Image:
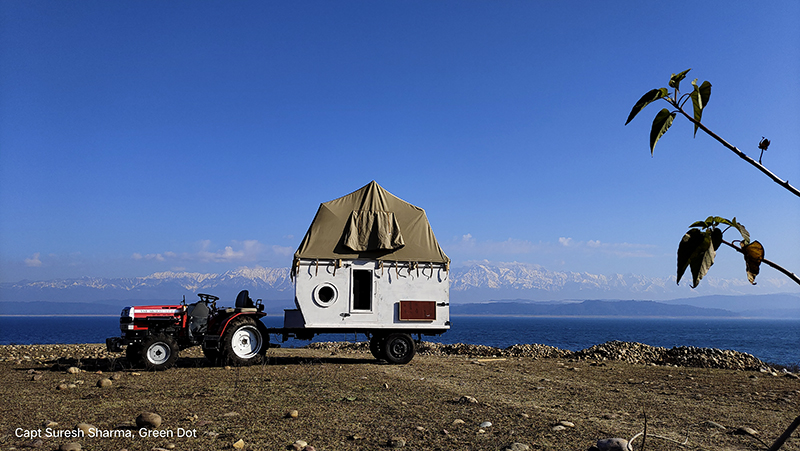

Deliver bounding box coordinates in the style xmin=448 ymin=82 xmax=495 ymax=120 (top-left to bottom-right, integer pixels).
xmin=1 ymin=1 xmax=798 ymax=295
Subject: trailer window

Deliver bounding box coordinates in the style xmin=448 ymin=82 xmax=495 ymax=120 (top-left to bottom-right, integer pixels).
xmin=352 ymin=270 xmax=372 ymax=311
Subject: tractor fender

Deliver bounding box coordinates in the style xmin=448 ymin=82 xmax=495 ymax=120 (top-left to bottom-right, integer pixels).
xmin=213 ymin=312 xmax=267 ymax=337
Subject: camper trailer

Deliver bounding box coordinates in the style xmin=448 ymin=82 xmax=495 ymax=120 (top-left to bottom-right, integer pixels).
xmin=284 ymin=181 xmax=451 ymax=363
xmin=107 ymin=181 xmax=450 ymax=368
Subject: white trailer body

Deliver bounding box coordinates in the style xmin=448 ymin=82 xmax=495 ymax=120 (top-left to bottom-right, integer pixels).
xmin=288 ymin=259 xmax=449 ymax=330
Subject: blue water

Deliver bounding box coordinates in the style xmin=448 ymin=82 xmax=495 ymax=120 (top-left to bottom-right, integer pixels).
xmin=1 ymin=315 xmax=797 ymax=367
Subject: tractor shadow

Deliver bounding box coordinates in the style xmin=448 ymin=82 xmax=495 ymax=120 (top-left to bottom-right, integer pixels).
xmin=21 ymin=353 xmax=381 ymax=374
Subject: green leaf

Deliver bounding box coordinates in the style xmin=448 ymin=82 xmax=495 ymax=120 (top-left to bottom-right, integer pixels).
xmin=689 ymin=80 xmax=713 ymax=137
xmin=677 ymin=229 xmax=704 ymax=284
xmin=699 ymin=81 xmax=711 ymax=107
xmin=649 ymin=108 xmax=676 ymax=155
xmin=669 ymin=69 xmax=692 ymax=90
xmin=677 ymin=228 xmax=717 ymax=288
xmin=625 ymin=88 xmax=669 ymax=125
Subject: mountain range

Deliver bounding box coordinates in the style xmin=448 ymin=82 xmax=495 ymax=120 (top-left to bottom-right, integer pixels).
xmin=1 ymin=262 xmax=798 ymax=317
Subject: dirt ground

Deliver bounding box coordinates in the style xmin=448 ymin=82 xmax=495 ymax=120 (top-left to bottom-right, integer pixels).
xmin=1 ymin=345 xmax=799 ymax=451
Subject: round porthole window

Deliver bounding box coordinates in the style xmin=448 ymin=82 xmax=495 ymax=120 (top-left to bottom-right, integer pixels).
xmin=313 ymin=283 xmax=338 ymax=307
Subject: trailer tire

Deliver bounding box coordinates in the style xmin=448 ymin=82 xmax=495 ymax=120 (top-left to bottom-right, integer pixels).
xmin=125 ymin=343 xmax=143 ymax=367
xmin=140 ymin=334 xmax=179 ymax=371
xmin=369 ymin=334 xmax=386 ymax=360
xmin=221 ymin=317 xmax=267 ymax=366
xmin=382 ymin=333 xmax=415 ymax=364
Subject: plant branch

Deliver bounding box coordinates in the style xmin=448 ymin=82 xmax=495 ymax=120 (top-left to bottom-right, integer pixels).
xmin=767 ymin=415 xmax=800 ymax=451
xmin=722 ymin=239 xmax=800 ymax=286
xmin=669 ymin=101 xmax=800 ymax=198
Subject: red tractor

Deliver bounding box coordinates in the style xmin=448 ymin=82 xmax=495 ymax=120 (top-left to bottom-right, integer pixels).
xmin=106 ymin=290 xmax=269 ymax=370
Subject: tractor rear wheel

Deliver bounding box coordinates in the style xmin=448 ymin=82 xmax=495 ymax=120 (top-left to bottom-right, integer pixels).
xmin=221 ymin=317 xmax=267 ymax=366
xmin=382 ymin=333 xmax=415 ymax=364
xmin=140 ymin=334 xmax=179 ymax=371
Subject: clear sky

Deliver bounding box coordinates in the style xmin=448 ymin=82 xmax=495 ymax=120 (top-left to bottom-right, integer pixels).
xmin=1 ymin=1 xmax=798 ymax=294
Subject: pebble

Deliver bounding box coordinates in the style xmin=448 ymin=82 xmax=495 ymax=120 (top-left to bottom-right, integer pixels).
xmin=479 ymin=421 xmax=492 ymax=428
xmin=75 ymin=423 xmax=98 ymax=436
xmin=503 ymin=443 xmax=530 ymax=451
xmin=459 ymin=395 xmax=478 ymax=404
xmin=452 ymin=419 xmax=465 ymax=426
xmin=166 ymin=444 xmax=176 ymax=449
xmin=31 ymin=374 xmax=43 ymax=381
xmin=286 ymin=410 xmax=299 ymax=419
xmin=591 ymin=438 xmax=629 ymax=451
xmin=388 ymin=437 xmax=406 ymax=448
xmin=551 ymin=425 xmax=567 ymax=432
xmin=136 ymin=412 xmax=162 ymax=429
xmin=57 ymin=383 xmax=69 ymax=390
xmin=704 ymin=421 xmax=726 ymax=429
xmin=232 ymin=439 xmax=245 ymax=449
xmin=67 ymin=367 xmax=81 ymax=374
xmin=559 ymin=420 xmax=575 ymax=428
xmin=293 ymin=440 xmax=308 ymax=448
xmin=223 ymin=411 xmax=240 ymax=417
xmin=59 ymin=443 xmax=82 ymax=451
xmin=97 ymin=378 xmax=113 ymax=388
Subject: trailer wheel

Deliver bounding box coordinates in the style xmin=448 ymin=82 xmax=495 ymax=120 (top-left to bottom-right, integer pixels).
xmin=140 ymin=334 xmax=179 ymax=371
xmin=221 ymin=317 xmax=267 ymax=366
xmin=125 ymin=343 xmax=143 ymax=367
xmin=382 ymin=333 xmax=415 ymax=364
xmin=369 ymin=334 xmax=386 ymax=360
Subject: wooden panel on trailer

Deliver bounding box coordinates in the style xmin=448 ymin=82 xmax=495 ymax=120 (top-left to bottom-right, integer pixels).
xmin=398 ymin=300 xmax=436 ymax=321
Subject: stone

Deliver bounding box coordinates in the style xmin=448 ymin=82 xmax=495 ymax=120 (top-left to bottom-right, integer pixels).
xmin=293 ymin=440 xmax=308 ymax=448
xmin=388 ymin=437 xmax=406 ymax=448
xmin=110 ymin=372 xmax=123 ymax=380
xmin=452 ymin=419 xmax=465 ymax=426
xmin=75 ymin=423 xmax=98 ymax=436
xmin=136 ymin=412 xmax=162 ymax=429
xmin=31 ymin=374 xmax=43 ymax=381
xmin=503 ymin=443 xmax=530 ymax=451
xmin=57 ymin=383 xmax=69 ymax=390
xmin=286 ymin=410 xmax=299 ymax=419
xmin=97 ymin=378 xmax=113 ymax=388
xmin=479 ymin=421 xmax=492 ymax=428
xmin=735 ymin=426 xmax=758 ymax=436
xmin=44 ymin=421 xmax=59 ymax=428
xmin=559 ymin=420 xmax=575 ymax=428
xmin=59 ymin=443 xmax=81 ymax=451
xmin=166 ymin=444 xmax=176 ymax=449
xmin=304 ymin=446 xmax=316 ymax=451
xmin=67 ymin=367 xmax=81 ymax=374
xmin=223 ymin=411 xmax=240 ymax=417
xmin=232 ymin=439 xmax=245 ymax=449
xmin=459 ymin=395 xmax=478 ymax=404
xmin=551 ymin=425 xmax=566 ymax=432
xmin=592 ymin=438 xmax=629 ymax=451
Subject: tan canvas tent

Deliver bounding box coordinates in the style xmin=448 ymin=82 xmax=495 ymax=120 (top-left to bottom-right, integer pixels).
xmin=293 ymin=181 xmax=449 ymax=266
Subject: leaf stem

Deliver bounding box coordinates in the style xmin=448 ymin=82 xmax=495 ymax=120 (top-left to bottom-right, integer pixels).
xmin=721 ymin=239 xmax=800 ymax=286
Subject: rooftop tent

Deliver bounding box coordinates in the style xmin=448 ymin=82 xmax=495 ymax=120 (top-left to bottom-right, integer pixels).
xmin=293 ymin=181 xmax=450 ymax=265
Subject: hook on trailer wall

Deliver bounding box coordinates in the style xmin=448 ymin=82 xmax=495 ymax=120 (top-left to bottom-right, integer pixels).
xmin=315 ymin=259 xmax=319 ymax=276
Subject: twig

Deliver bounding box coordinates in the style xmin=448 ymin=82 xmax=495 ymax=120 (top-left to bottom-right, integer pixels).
xmin=767 ymin=415 xmax=800 ymax=451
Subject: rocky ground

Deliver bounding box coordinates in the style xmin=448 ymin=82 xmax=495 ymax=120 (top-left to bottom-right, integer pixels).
xmin=0 ymin=341 xmax=799 ymax=451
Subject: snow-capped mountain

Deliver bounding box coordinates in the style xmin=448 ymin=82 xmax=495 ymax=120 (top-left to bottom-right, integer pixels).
xmin=1 ymin=262 xmax=796 ymax=307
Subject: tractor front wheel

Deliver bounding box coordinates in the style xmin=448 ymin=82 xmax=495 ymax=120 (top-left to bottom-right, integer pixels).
xmin=140 ymin=334 xmax=179 ymax=371
xmin=221 ymin=317 xmax=267 ymax=366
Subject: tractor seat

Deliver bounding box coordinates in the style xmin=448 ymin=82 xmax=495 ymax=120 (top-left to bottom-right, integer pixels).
xmin=235 ymin=290 xmax=255 ymax=308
